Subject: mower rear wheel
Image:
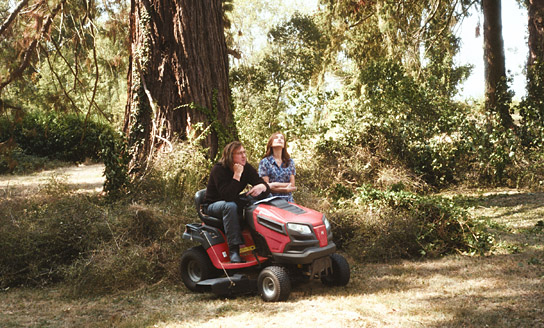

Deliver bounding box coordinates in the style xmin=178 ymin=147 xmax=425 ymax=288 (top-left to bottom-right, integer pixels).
xmin=321 ymin=253 xmax=350 ymax=286
xmin=257 ymin=266 xmax=291 ymax=302
xmin=180 ymin=246 xmax=219 ymax=292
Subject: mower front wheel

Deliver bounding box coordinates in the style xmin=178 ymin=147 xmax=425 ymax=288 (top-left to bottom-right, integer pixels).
xmin=321 ymin=253 xmax=350 ymax=286
xmin=257 ymin=266 xmax=291 ymax=302
xmin=180 ymin=246 xmax=219 ymax=292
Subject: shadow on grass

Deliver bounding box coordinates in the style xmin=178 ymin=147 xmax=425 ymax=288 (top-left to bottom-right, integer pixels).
xmin=454 ymin=191 xmax=544 ymax=222
xmin=286 ymin=190 xmax=544 ymax=327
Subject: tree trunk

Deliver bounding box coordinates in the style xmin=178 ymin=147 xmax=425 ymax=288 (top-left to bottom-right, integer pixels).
xmin=124 ymin=0 xmax=235 ymax=175
xmin=528 ymin=0 xmax=544 ymax=67
xmin=526 ymin=0 xmax=544 ymax=117
xmin=483 ymin=0 xmax=513 ymax=128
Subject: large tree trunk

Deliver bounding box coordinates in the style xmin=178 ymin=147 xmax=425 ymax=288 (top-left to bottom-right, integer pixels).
xmin=124 ymin=0 xmax=235 ymax=175
xmin=483 ymin=0 xmax=513 ymax=128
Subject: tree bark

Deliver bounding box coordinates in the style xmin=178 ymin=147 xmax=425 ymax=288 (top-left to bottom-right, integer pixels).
xmin=124 ymin=0 xmax=235 ymax=174
xmin=527 ymin=0 xmax=544 ymax=101
xmin=483 ymin=0 xmax=513 ymax=128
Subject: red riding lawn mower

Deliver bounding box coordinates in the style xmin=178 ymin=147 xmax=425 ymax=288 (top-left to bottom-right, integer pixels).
xmin=180 ymin=189 xmax=350 ymax=302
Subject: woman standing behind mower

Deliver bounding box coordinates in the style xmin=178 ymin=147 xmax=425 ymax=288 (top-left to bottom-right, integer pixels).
xmin=203 ymin=141 xmax=269 ymax=263
xmin=258 ymin=132 xmax=297 ymax=203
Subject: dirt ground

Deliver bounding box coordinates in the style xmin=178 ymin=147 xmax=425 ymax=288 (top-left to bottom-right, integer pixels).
xmin=1 ymin=166 xmax=543 ymax=327
xmin=0 ymin=163 xmax=105 ymax=197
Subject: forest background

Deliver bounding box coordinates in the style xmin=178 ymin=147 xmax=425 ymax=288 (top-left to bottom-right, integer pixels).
xmin=0 ymin=0 xmax=543 ymax=326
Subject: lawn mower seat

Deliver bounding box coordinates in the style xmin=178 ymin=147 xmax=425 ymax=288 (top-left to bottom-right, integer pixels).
xmin=194 ymin=189 xmax=224 ymax=230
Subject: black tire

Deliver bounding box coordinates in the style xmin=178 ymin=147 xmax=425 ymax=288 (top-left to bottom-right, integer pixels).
xmin=257 ymin=266 xmax=291 ymax=302
xmin=180 ymin=246 xmax=219 ymax=292
xmin=321 ymin=253 xmax=350 ymax=286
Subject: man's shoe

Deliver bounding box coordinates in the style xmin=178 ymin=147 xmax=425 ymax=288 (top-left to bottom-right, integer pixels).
xmin=229 ymin=245 xmax=245 ymax=263
xmin=229 ymin=251 xmax=244 ymax=263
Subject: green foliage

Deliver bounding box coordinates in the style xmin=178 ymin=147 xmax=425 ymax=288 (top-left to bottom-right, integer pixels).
xmin=0 ymin=194 xmax=112 ymax=287
xmin=4 ymin=111 xmax=113 ymax=163
xmin=462 ymin=112 xmax=521 ymax=184
xmin=100 ymin=130 xmax=130 ymax=199
xmin=266 ymin=12 xmax=327 ymax=89
xmin=231 ymin=13 xmax=327 ymax=159
xmin=519 ymin=61 xmax=544 ymax=149
xmin=320 ymin=58 xmax=468 ymax=188
xmin=0 ymin=146 xmax=70 ymax=175
xmin=132 ymin=140 xmax=211 ymax=204
xmin=327 ymin=185 xmax=494 ymax=261
xmin=0 ymin=0 xmax=129 ymax=121
xmin=0 ymin=192 xmax=192 ymax=294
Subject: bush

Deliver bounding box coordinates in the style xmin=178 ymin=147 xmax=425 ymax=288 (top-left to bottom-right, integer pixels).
xmin=0 ymin=194 xmax=111 ymax=287
xmin=0 ymin=190 xmax=193 ymax=293
xmin=131 ymin=141 xmax=211 ymax=204
xmin=327 ymin=185 xmax=494 ymax=261
xmin=3 ymin=111 xmax=114 ymax=163
xmin=100 ymin=130 xmax=130 ymax=199
xmin=0 ymin=146 xmax=71 ymax=174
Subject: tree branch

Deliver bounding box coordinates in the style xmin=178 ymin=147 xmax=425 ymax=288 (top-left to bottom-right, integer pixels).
xmin=0 ymin=0 xmax=30 ymax=40
xmin=0 ymin=0 xmax=65 ymax=93
xmin=81 ymin=18 xmax=102 ymax=143
xmin=348 ymin=12 xmax=375 ymax=29
xmin=39 ymin=43 xmax=82 ymax=113
xmin=47 ymin=24 xmax=111 ymax=121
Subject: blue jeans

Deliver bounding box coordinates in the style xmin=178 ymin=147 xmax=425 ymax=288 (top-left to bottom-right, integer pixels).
xmin=205 ymin=201 xmax=242 ymax=247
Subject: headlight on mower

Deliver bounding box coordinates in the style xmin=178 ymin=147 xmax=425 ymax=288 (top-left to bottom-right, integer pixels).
xmin=322 ymin=215 xmax=331 ymax=234
xmin=287 ymin=223 xmax=313 ymax=235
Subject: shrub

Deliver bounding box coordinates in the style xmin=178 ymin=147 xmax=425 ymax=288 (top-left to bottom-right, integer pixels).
xmin=0 ymin=194 xmax=111 ymax=287
xmin=62 ymin=203 xmax=192 ymax=296
xmin=6 ymin=111 xmax=114 ymax=163
xmin=0 ymin=190 xmax=193 ymax=293
xmin=0 ymin=146 xmax=71 ymax=174
xmin=327 ymin=185 xmax=494 ymax=261
xmin=131 ymin=140 xmax=211 ymax=204
xmin=100 ymin=130 xmax=130 ymax=199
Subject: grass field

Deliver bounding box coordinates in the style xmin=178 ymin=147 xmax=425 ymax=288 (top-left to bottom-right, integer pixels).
xmin=1 ymin=167 xmax=543 ymax=328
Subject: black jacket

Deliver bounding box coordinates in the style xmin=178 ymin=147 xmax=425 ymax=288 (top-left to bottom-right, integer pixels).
xmin=204 ymin=162 xmax=270 ymax=204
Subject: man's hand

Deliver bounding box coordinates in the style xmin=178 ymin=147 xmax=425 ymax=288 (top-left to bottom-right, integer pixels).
xmin=247 ymin=183 xmax=267 ymax=197
xmin=233 ymin=163 xmax=244 ymax=181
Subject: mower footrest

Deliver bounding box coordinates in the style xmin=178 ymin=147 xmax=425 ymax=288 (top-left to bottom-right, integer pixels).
xmin=197 ymin=274 xmax=257 ymax=296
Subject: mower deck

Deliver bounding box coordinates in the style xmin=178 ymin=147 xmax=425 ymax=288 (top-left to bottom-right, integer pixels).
xmin=197 ymin=274 xmax=257 ymax=296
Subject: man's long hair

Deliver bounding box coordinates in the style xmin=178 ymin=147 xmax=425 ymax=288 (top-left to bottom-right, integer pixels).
xmin=220 ymin=141 xmax=243 ymax=169
xmin=264 ymin=132 xmax=290 ymax=167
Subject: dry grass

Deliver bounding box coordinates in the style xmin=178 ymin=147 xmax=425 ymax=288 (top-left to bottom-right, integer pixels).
xmin=1 ymin=166 xmax=543 ymax=328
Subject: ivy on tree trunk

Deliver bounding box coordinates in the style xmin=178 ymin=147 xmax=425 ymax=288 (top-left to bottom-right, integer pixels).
xmin=483 ymin=0 xmax=514 ymax=129
xmin=124 ymin=0 xmax=236 ymax=176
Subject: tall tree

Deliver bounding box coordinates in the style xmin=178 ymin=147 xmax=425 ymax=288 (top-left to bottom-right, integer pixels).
xmin=482 ymin=0 xmax=513 ymax=128
xmin=523 ymin=0 xmax=544 ymax=130
xmin=124 ymin=0 xmax=235 ymax=174
xmin=527 ymin=0 xmax=544 ymax=69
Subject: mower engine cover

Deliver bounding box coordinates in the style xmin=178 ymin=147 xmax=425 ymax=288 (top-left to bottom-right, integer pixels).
xmin=245 ymin=197 xmax=336 ymax=264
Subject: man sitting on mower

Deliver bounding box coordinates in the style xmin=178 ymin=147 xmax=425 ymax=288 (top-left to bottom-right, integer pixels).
xmin=203 ymin=141 xmax=270 ymax=263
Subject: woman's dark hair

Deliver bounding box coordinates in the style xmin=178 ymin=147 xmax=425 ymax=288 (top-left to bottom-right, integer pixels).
xmin=220 ymin=141 xmax=243 ymax=169
xmin=264 ymin=132 xmax=290 ymax=166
